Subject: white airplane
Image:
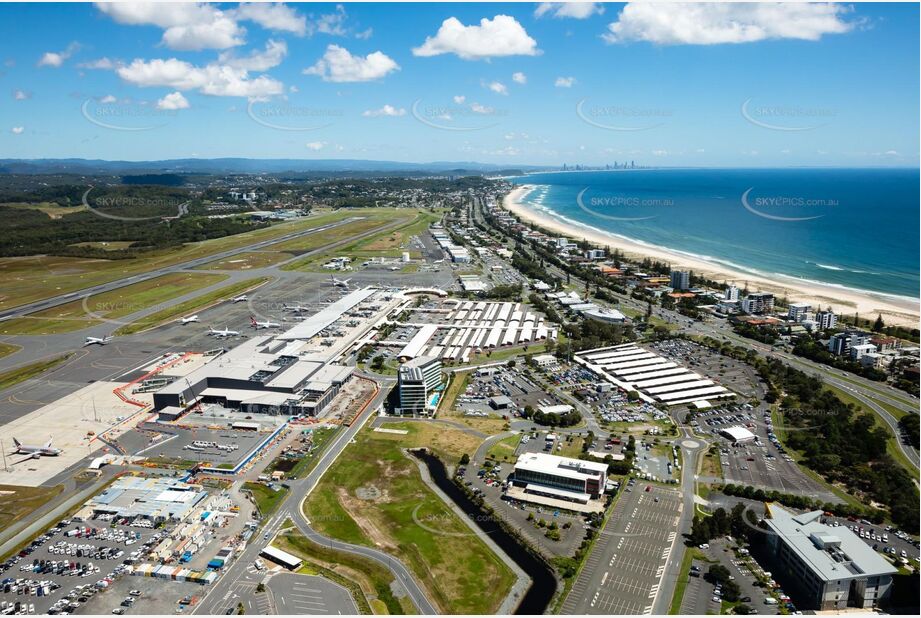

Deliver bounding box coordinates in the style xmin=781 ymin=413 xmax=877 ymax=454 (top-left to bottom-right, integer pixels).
xmin=283 ymin=303 xmax=310 ymax=313
xmin=180 ymin=315 xmax=200 ymax=324
xmin=12 ymin=437 xmax=61 ymax=458
xmin=250 ymin=316 xmax=280 ymax=330
xmin=232 ymin=295 xmax=248 ymax=303
xmin=331 ymin=276 xmax=351 ymax=288
xmin=208 ymin=326 xmax=240 ymax=338
xmin=84 ymin=335 xmax=113 ymax=346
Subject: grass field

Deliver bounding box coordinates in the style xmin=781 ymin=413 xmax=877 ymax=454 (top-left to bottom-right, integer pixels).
xmin=195 ymin=251 xmax=290 ymax=271
xmin=0 ymin=484 xmax=65 ymax=531
xmin=274 ymin=521 xmax=414 ymax=615
xmin=283 ymin=209 xmax=442 ymax=272
xmin=3 ymin=202 xmax=87 ymax=218
xmin=302 ymin=421 xmax=514 ymax=614
xmin=114 ymin=276 xmax=269 ymax=335
xmin=485 ymin=434 xmax=521 ymax=463
xmin=0 ymin=209 xmax=360 ymax=312
xmin=0 ymin=272 xmax=227 ymax=336
xmin=436 ymin=372 xmax=508 ymax=435
xmin=0 ymin=353 xmax=72 ymax=392
xmin=0 ymin=342 xmax=21 ymax=359
xmin=242 ymin=482 xmax=289 ymax=518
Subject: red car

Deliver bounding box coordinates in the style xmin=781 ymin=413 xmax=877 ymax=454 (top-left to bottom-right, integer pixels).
xmin=645 ymin=485 xmax=651 ymax=492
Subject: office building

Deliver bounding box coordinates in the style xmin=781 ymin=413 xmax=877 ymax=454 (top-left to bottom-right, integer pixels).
xmin=669 ymin=270 xmax=690 ymax=291
xmin=763 ymin=505 xmax=896 ymax=610
xmin=397 ymin=356 xmax=443 ymax=416
xmin=513 ymin=452 xmax=608 ymax=503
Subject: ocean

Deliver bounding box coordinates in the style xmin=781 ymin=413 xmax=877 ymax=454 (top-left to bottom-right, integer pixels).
xmin=507 ymin=168 xmax=919 ymax=301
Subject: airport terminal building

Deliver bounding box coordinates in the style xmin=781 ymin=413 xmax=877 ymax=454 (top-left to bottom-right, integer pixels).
xmin=763 ymin=505 xmax=897 ymax=610
xmin=153 ymin=335 xmax=353 ymax=419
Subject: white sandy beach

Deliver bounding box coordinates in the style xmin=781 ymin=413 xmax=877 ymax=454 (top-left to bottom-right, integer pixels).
xmin=503 ymin=185 xmax=920 ymax=327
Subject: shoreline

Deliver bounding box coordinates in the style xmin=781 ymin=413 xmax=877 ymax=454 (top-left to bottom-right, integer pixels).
xmin=503 ymin=185 xmax=920 ymax=327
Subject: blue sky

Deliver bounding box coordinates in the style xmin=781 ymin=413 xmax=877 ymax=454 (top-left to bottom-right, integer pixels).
xmin=1 ymin=2 xmax=918 ymax=167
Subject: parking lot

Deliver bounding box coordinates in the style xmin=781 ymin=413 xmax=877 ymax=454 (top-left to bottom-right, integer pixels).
xmin=268 ymin=573 xmax=358 ymax=615
xmin=562 ymin=483 xmax=682 ymax=615
xmin=693 ymin=404 xmax=838 ymax=501
xmin=455 ymin=366 xmax=567 ymax=419
xmin=650 ymin=339 xmax=762 ymax=400
xmin=0 ymin=519 xmax=170 ymax=615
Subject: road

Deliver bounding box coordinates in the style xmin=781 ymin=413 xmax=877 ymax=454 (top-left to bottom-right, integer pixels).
xmin=193 ymin=381 xmax=438 ymax=615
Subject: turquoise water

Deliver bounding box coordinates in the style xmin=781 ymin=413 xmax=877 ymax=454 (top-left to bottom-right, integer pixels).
xmin=508 ymin=168 xmax=919 ymax=301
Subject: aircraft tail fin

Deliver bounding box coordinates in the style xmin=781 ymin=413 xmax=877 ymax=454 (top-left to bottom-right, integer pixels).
xmin=12 ymin=437 xmax=20 ymax=447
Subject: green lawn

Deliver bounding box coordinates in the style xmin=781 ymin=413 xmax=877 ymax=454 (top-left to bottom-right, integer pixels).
xmin=303 ymin=422 xmax=514 ymax=614
xmin=114 ymin=276 xmax=269 ymax=335
xmin=1 ymin=272 xmax=227 ymax=335
xmin=485 ymin=434 xmax=521 ymax=463
xmin=243 ymin=482 xmax=289 ymax=518
xmin=0 ymin=353 xmax=72 ymax=392
xmin=0 ymin=209 xmax=358 ymax=313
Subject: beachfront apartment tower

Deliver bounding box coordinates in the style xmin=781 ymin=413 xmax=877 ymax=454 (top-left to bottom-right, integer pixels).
xmin=725 ymin=285 xmax=740 ymax=302
xmin=741 ymin=292 xmax=774 ymax=315
xmin=669 ymin=270 xmax=690 ymax=291
xmin=788 ymin=302 xmax=811 ymax=322
xmin=397 ymin=356 xmax=443 ymax=416
xmin=816 ymin=310 xmax=838 ymax=331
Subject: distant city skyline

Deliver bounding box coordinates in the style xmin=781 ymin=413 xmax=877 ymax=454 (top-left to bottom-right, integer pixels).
xmin=1 ymin=2 xmax=918 ymax=166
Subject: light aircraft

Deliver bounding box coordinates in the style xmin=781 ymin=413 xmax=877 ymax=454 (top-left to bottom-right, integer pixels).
xmin=208 ymin=326 xmax=240 ymax=338
xmin=331 ymin=276 xmax=351 ymax=288
xmin=12 ymin=437 xmax=61 ymax=458
xmin=283 ymin=303 xmax=310 ymax=313
xmin=84 ymin=335 xmax=113 ymax=346
xmin=180 ymin=315 xmax=200 ymax=324
xmin=231 ymin=295 xmax=248 ymax=303
xmin=250 ymin=316 xmax=280 ymax=329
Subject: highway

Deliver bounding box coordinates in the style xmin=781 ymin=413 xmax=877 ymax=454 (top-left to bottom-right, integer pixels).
xmin=193 ymin=381 xmax=438 ymax=615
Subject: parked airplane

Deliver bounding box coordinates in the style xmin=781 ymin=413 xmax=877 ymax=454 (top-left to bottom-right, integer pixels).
xmin=180 ymin=315 xmax=200 ymax=324
xmin=283 ymin=303 xmax=310 ymax=313
xmin=83 ymin=335 xmax=113 ymax=346
xmin=330 ymin=276 xmax=351 ymax=288
xmin=12 ymin=437 xmax=61 ymax=458
xmin=208 ymin=326 xmax=240 ymax=338
xmin=232 ymin=295 xmax=248 ymax=303
xmin=250 ymin=316 xmax=280 ymax=330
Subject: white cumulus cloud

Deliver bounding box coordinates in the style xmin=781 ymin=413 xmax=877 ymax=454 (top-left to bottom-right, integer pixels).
xmin=38 ymin=42 xmax=80 ymax=68
xmin=535 ymin=3 xmax=605 ymax=19
xmin=219 ymin=39 xmax=287 ymax=71
xmin=412 ymin=15 xmax=539 ymax=60
xmin=233 ymin=2 xmax=307 ymax=36
xmin=157 ymin=91 xmax=190 ymax=110
xmin=78 ymin=57 xmax=118 ymax=70
xmin=555 ymin=76 xmax=576 ymax=87
xmin=11 ymin=126 xmax=24 ymax=135
xmin=453 ymin=95 xmax=466 ymax=104
xmin=603 ymin=2 xmax=858 ymax=45
xmin=116 ymin=58 xmax=284 ymax=98
xmin=304 ymin=44 xmax=399 ymax=82
xmin=99 ymin=94 xmax=117 ymax=104
xmin=512 ymin=71 xmax=527 ymax=84
xmin=487 ymin=81 xmax=508 ymax=95
xmin=362 ymin=104 xmax=406 ymax=117
xmin=13 ymin=89 xmax=30 ymax=101
xmin=306 ymin=141 xmax=326 ymax=151
xmin=96 ymin=2 xmax=244 ymax=50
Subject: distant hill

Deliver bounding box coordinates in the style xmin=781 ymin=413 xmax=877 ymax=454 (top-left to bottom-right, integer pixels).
xmin=0 ymin=158 xmax=549 ymax=176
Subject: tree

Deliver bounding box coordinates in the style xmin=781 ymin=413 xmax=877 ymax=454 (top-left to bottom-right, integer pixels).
xmin=873 ymin=314 xmax=885 ymax=332
xmin=459 ymin=453 xmax=470 ymax=466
